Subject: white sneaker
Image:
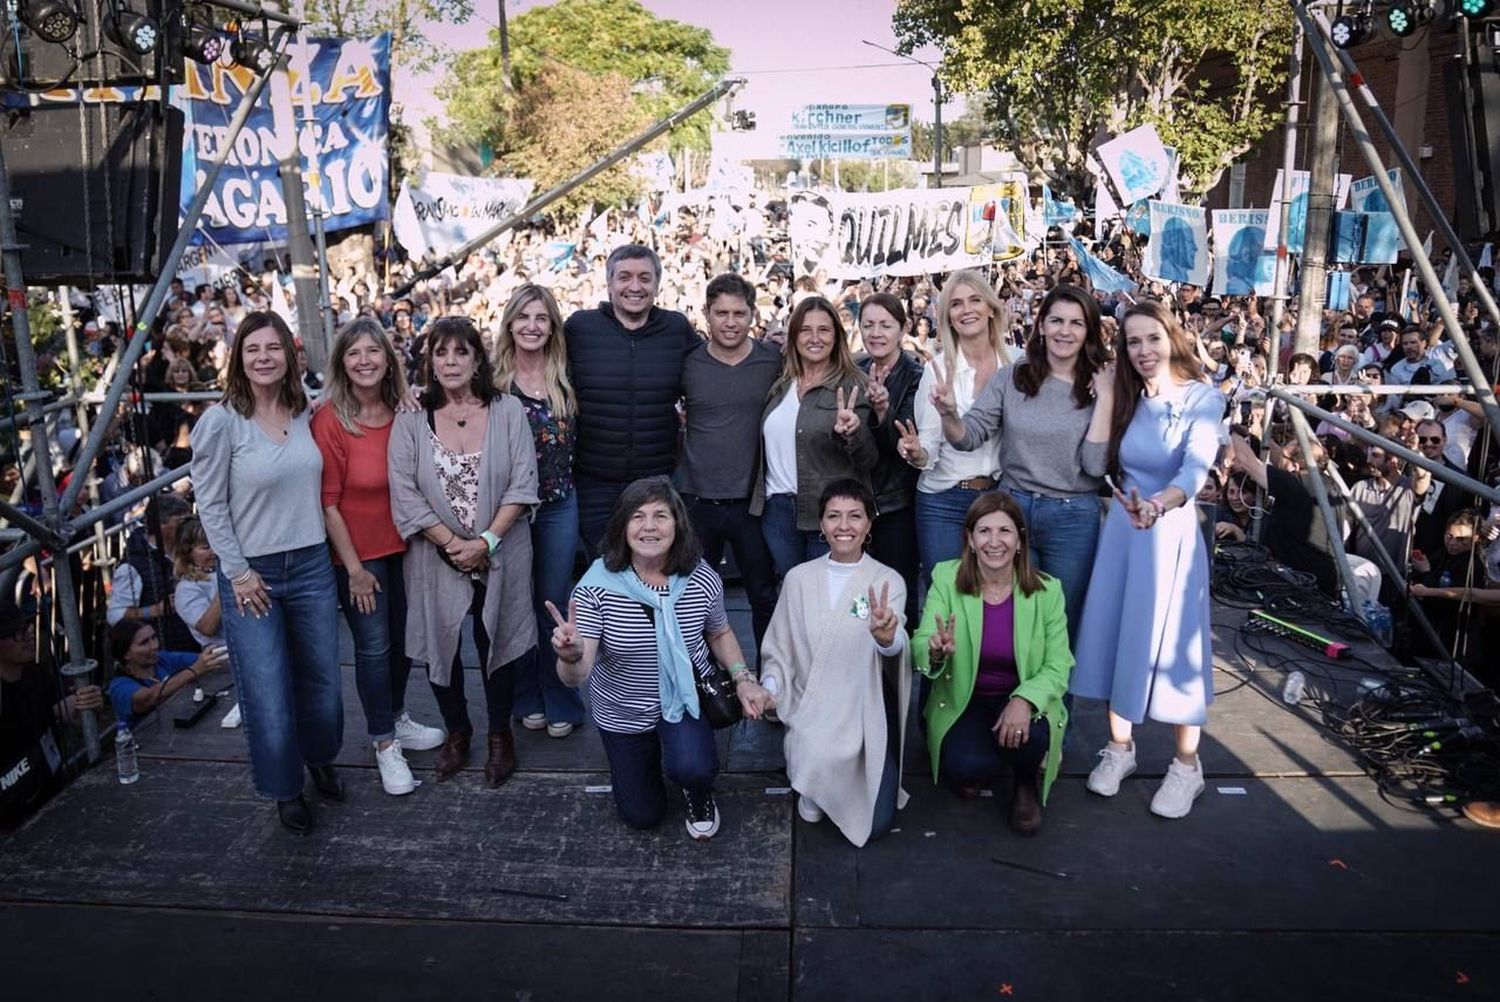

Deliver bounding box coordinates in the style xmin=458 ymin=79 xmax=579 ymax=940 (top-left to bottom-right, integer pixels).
xmin=1086 ymin=742 xmax=1137 ymax=797
xmin=393 ymin=711 xmax=446 ymax=751
xmin=797 ymin=794 xmax=825 ymax=823
xmin=546 ymin=721 xmax=574 ymax=738
xmin=375 ymin=739 xmax=417 ymax=796
xmin=683 ymin=789 xmax=721 ymax=841
xmin=520 ymin=713 xmax=547 ymax=731
xmin=1150 ymin=758 xmax=1205 ymax=819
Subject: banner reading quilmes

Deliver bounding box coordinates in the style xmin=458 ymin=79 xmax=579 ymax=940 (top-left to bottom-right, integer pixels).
xmin=174 ymin=35 xmax=391 ymax=245
xmin=790 ymin=187 xmax=992 ymax=278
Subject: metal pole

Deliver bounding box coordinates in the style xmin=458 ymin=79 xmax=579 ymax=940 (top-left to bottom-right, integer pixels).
xmin=1323 ymin=462 xmax=1454 ymax=662
xmin=64 ymin=464 xmax=191 ymax=535
xmin=1294 ymin=61 xmax=1339 ymax=356
xmin=1297 ymin=3 xmax=1500 ymax=453
xmin=0 ymin=144 xmax=99 ymax=760
xmin=932 ymin=71 xmax=943 ymax=189
xmin=390 ymin=78 xmax=745 ymax=298
xmin=57 ymin=287 xmax=105 ymax=555
xmin=1268 ymin=387 xmax=1500 ymax=505
xmin=1286 ymin=407 xmax=1361 ymax=611
xmin=1314 ymin=13 xmax=1500 ymax=336
xmin=294 ymin=0 xmax=335 ymax=355
xmin=0 ymin=539 xmax=42 ymax=574
xmin=1265 ymin=21 xmax=1304 ymax=384
xmin=57 ymin=28 xmax=292 ymax=516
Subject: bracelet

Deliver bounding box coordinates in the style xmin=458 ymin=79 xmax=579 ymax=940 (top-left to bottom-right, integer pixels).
xmin=481 ymin=530 xmax=500 ymax=555
xmin=1147 ymin=497 xmax=1166 ymax=518
xmin=231 ymin=569 xmax=255 ymax=585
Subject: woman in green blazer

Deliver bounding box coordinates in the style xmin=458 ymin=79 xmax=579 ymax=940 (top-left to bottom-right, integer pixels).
xmin=913 ymin=491 xmax=1074 ymax=834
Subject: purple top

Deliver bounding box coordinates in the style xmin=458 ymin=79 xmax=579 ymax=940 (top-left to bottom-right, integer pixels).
xmin=975 ymin=595 xmax=1019 ymax=698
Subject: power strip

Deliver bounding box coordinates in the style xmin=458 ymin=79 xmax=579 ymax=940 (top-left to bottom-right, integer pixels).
xmin=1248 ymin=609 xmax=1352 ymax=660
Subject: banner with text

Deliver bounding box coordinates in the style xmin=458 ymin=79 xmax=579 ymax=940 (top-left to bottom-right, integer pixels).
xmin=1348 ymin=168 xmax=1405 ymax=257
xmin=1143 ymin=201 xmax=1210 ymax=287
xmin=778 ymin=131 xmax=912 ymax=160
xmin=1211 ymin=209 xmax=1276 ymax=296
xmin=791 ymin=103 xmax=911 ymax=131
xmin=1263 ymin=168 xmax=1353 ymax=255
xmin=392 ymin=172 xmax=535 ymax=258
xmin=174 ymin=35 xmax=391 ymax=246
xmin=790 ymin=187 xmax=993 ymax=278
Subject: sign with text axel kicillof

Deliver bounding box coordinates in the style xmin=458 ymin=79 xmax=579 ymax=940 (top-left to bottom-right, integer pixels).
xmin=174 ymin=35 xmax=391 ymax=246
xmin=781 ymin=103 xmax=912 ymax=160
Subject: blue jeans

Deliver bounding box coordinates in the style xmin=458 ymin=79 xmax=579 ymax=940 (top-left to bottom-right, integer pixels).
xmin=217 ymin=543 xmax=343 ymax=801
xmin=1005 ymin=488 xmax=1102 ymax=644
xmin=514 ymin=494 xmax=586 ymax=725
xmin=688 ymin=496 xmax=778 ymax=656
xmin=760 ymin=493 xmax=829 ymax=579
xmin=915 ymin=487 xmax=987 ymax=588
xmin=577 ymin=478 xmax=628 ymax=560
xmin=596 ymin=715 xmax=719 ymax=829
xmin=939 ymin=695 xmax=1050 ymax=790
xmin=334 ymin=553 xmax=413 ymax=742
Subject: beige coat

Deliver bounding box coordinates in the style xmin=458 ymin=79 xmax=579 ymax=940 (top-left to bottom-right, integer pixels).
xmin=388 ymin=399 xmax=539 ymax=685
xmin=761 ymin=555 xmax=911 ymax=847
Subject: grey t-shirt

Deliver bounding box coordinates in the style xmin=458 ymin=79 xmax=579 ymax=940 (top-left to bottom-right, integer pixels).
xmin=953 ymin=362 xmax=1108 ymax=497
xmin=678 ymin=340 xmax=782 ymax=499
xmin=190 ymin=404 xmax=327 ymax=579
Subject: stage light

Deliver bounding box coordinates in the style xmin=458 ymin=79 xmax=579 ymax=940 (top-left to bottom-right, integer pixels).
xmin=1387 ymin=1 xmax=1417 ymax=34
xmin=230 ymin=32 xmax=275 ymax=72
xmin=181 ymin=21 xmax=225 ymax=64
xmin=20 ymin=0 xmax=80 ymax=44
xmin=1458 ymin=0 xmax=1495 ymax=18
xmin=106 ymin=6 xmax=160 ymax=55
xmin=1331 ymin=8 xmax=1373 ymax=47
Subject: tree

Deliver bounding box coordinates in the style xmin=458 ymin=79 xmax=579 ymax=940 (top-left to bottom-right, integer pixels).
xmin=439 ymin=0 xmax=730 ymax=210
xmin=910 ymin=105 xmax=988 ymax=164
xmin=893 ymin=0 xmax=1293 ymax=205
xmin=301 ymin=0 xmax=473 ymax=75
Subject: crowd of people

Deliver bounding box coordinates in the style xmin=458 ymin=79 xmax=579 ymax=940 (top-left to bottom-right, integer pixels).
xmin=5 ymin=200 xmax=1500 ymax=836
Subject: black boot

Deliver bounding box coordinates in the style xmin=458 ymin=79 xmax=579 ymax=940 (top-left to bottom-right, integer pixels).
xmin=277 ymin=795 xmax=312 ymax=833
xmin=308 ymin=764 xmax=346 ymax=802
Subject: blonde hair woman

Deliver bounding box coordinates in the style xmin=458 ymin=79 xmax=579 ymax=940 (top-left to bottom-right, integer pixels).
xmin=313 ymin=318 xmax=446 ymax=797
xmin=491 ymin=284 xmax=586 ymax=738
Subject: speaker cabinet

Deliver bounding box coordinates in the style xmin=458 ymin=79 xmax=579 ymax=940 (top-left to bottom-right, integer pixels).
xmin=1 ymin=101 xmax=183 ymax=285
xmin=1445 ymin=28 xmax=1500 ymax=240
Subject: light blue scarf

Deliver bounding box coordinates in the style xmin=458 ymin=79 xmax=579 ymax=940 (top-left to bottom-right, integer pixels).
xmin=578 ymin=559 xmax=701 ymax=722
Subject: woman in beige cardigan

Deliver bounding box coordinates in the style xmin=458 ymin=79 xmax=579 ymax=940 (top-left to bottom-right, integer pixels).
xmin=388 ymin=317 xmax=539 ymax=787
xmin=739 ymin=478 xmax=911 ymax=847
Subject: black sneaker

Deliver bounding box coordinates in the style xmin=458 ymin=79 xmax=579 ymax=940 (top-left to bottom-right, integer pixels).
xmin=683 ymin=788 xmax=720 ymax=841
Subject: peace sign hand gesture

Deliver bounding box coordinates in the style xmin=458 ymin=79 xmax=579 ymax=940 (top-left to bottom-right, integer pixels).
xmin=928 ymin=613 xmax=958 ymax=665
xmin=929 ymin=361 xmax=957 ymax=418
xmin=544 ymin=599 xmax=583 ymax=664
xmin=865 ymin=373 xmax=891 ymax=423
xmin=867 ymin=583 xmax=899 ymax=648
xmin=833 ymin=385 xmax=862 ymax=438
xmin=894 ymin=418 xmax=926 ymax=467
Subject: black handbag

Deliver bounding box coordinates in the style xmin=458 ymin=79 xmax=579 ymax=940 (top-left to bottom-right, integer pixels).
xmin=695 ymin=661 xmax=743 ymax=730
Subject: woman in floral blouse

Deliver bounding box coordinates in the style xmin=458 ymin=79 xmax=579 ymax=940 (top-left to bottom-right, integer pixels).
xmin=492 ymin=284 xmax=586 ymax=737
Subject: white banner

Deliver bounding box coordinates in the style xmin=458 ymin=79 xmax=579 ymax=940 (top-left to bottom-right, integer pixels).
xmin=790 ymin=187 xmax=997 ymax=278
xmin=1264 ymin=168 xmax=1353 ymax=254
xmin=1348 ymin=168 xmax=1405 ymax=254
xmin=392 ymin=172 xmax=536 ymax=258
xmin=1211 ymin=209 xmax=1276 ymax=296
xmin=1096 ymin=124 xmax=1172 ymax=205
xmin=1143 ymin=201 xmax=1210 ymax=287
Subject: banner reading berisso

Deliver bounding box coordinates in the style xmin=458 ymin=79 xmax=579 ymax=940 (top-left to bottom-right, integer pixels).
xmin=174 ymin=34 xmax=391 ymax=246
xmin=778 ymin=131 xmax=913 ymax=160
xmin=791 ymin=188 xmax=994 ymax=278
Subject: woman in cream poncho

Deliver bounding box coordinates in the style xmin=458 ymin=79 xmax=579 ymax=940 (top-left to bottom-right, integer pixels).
xmin=740 ymin=478 xmax=911 ymax=847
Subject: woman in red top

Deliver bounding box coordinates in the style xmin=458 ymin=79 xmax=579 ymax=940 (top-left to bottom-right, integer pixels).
xmin=312 ymin=319 xmax=446 ymax=796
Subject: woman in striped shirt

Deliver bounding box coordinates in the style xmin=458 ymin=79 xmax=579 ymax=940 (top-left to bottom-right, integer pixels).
xmin=549 ymin=477 xmax=756 ymax=841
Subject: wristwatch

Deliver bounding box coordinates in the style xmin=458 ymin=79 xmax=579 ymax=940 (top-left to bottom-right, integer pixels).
xmin=481 ymin=530 xmax=501 ymax=555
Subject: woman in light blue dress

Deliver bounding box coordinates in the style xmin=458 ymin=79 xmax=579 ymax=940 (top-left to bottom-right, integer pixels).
xmin=1070 ymin=300 xmax=1225 ymax=820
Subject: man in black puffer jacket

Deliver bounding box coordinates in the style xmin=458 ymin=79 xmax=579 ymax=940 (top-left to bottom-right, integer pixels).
xmin=565 ymin=244 xmax=700 ymax=553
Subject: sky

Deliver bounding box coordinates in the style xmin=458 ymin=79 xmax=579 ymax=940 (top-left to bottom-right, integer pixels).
xmin=409 ymin=0 xmax=963 ymax=158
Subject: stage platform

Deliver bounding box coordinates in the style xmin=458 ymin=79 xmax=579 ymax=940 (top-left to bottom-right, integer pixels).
xmin=3 ymin=588 xmax=1497 ymax=1001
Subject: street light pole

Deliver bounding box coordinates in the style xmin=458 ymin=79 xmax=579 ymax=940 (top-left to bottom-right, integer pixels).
xmin=862 ymin=39 xmax=943 ymax=188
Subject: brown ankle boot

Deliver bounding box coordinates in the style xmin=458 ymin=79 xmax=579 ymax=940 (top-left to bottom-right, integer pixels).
xmin=1010 ymin=782 xmax=1042 ymax=836
xmin=485 ymin=731 xmax=517 ymax=787
xmin=434 ymin=731 xmax=471 ymax=781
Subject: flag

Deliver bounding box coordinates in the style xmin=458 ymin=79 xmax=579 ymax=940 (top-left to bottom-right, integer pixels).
xmin=1043 ymin=184 xmax=1078 ymax=226
xmin=544 ymin=240 xmax=576 ymax=272
xmin=1479 ymin=244 xmax=1493 ymax=270
xmin=270 ymin=272 xmax=298 ymax=336
xmin=1069 ymin=237 xmax=1138 ymax=295
xmin=1442 ymin=251 xmax=1459 ymax=301
xmin=1421 ymin=230 xmax=1433 ymax=259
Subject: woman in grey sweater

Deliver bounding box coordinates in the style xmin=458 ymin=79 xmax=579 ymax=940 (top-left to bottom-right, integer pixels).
xmin=190 ymin=312 xmax=343 ymax=834
xmin=933 ymin=285 xmax=1114 ymax=639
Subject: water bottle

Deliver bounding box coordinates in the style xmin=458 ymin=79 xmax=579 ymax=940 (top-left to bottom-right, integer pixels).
xmin=116 ymin=724 xmax=139 ymax=785
xmin=1281 ymin=669 xmax=1307 ymax=706
xmin=1374 ymin=604 xmax=1393 ymax=648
